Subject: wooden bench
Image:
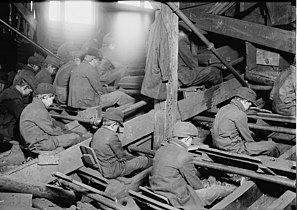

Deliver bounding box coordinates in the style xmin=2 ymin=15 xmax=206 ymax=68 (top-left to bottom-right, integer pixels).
xmin=129 ymin=187 xmax=178 ymax=210
xmin=139 ymin=186 xmax=170 ymax=205
xmin=79 ymin=145 xmax=152 ymax=193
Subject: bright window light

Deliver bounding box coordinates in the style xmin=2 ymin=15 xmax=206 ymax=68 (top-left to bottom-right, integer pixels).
xmin=144 ymin=1 xmax=153 ymax=9
xmin=118 ymin=1 xmax=140 ymax=7
xmin=30 ymin=1 xmax=33 ymax=12
xmin=65 ymin=1 xmax=93 ymax=24
xmin=49 ymin=1 xmax=61 ymax=21
xmin=118 ymin=1 xmax=153 ymax=9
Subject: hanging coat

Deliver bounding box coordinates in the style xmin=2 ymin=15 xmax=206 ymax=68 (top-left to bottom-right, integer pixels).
xmin=141 ymin=10 xmax=170 ymax=100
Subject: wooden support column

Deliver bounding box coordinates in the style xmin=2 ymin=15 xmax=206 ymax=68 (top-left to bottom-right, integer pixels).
xmin=152 ymin=8 xmax=166 ymax=150
xmin=153 ymin=99 xmax=166 ymax=149
xmin=245 ymin=42 xmax=257 ymax=71
xmin=163 ymin=3 xmax=179 ymax=140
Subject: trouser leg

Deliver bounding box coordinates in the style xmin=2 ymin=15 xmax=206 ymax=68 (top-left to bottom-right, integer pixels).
xmin=195 ymin=184 xmax=236 ymax=207
xmin=100 ymin=90 xmax=136 ymax=108
xmin=191 ymin=66 xmax=222 ymax=87
xmin=119 ymin=156 xmax=151 ymax=177
xmin=245 ymin=141 xmax=280 ymax=157
xmin=109 ymin=68 xmax=126 ymax=88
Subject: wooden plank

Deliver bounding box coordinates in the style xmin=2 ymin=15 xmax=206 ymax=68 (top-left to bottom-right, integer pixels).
xmin=129 ymin=190 xmax=179 ymax=210
xmin=245 ymin=42 xmax=257 ymax=71
xmin=246 ymin=195 xmax=276 ymax=210
xmin=266 ymin=190 xmax=296 ymax=210
xmin=5 ymin=138 xmax=91 ymax=185
xmin=0 ymin=193 xmax=32 ymax=209
xmin=163 ymin=3 xmax=179 ymax=140
xmin=210 ymin=181 xmax=262 ymax=210
xmin=153 ymin=99 xmax=166 ymax=149
xmin=121 ymin=78 xmax=242 ymax=146
xmin=181 ymin=10 xmax=295 ymax=54
xmin=279 ymin=145 xmax=296 ymax=161
xmin=13 ymin=3 xmax=37 ymax=30
xmin=120 ymin=110 xmax=155 ymax=146
xmin=179 ymin=77 xmax=242 ymax=121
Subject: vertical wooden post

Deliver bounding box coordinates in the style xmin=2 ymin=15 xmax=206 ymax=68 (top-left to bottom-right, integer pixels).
xmin=163 ymin=3 xmax=179 ymax=141
xmin=153 ymin=8 xmax=165 ymax=150
xmin=245 ymin=41 xmax=257 ymax=71
xmin=153 ymin=99 xmax=166 ymax=149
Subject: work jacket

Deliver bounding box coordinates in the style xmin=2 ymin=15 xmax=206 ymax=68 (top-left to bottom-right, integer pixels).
xmin=149 ymin=139 xmax=205 ymax=210
xmin=178 ymin=36 xmax=200 ymax=86
xmin=68 ymin=60 xmax=107 ymax=108
xmin=90 ymin=126 xmax=134 ymax=178
xmin=0 ymin=86 xmax=24 ymax=139
xmin=20 ymin=98 xmax=64 ymax=146
xmin=53 ymin=61 xmax=77 ymax=104
xmin=35 ymin=68 xmax=53 ymax=85
xmin=211 ymin=99 xmax=254 ymax=154
xmin=270 ymin=65 xmax=296 ymax=116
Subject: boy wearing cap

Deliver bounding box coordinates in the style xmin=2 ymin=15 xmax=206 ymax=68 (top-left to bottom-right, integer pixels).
xmin=178 ymin=26 xmax=222 ymax=88
xmin=53 ymin=50 xmax=84 ymax=104
xmin=12 ymin=56 xmax=42 ymax=86
xmin=0 ymin=71 xmax=35 ymax=141
xmin=90 ymin=108 xmax=152 ymax=179
xmin=22 ymin=56 xmax=42 ymax=76
xmin=20 ymin=83 xmax=81 ymax=151
xmin=150 ymin=121 xmax=236 ymax=210
xmin=35 ymin=55 xmax=61 ymax=86
xmin=211 ymin=87 xmax=280 ymax=157
xmin=96 ymin=56 xmax=127 ymax=89
xmin=270 ymin=63 xmax=296 ymax=116
xmin=68 ymin=47 xmax=135 ymax=108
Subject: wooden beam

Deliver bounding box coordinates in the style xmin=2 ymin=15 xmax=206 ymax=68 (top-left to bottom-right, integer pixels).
xmin=0 ymin=193 xmax=32 ymax=209
xmin=121 ymin=78 xmax=241 ymax=147
xmin=153 ymin=100 xmax=166 ymax=149
xmin=0 ymin=178 xmax=76 ymax=206
xmin=278 ymin=145 xmax=296 ymax=161
xmin=163 ymin=3 xmax=179 ymax=140
xmin=181 ymin=10 xmax=295 ymax=54
xmin=266 ymin=190 xmax=296 ymax=210
xmin=13 ymin=3 xmax=37 ymax=30
xmin=210 ymin=181 xmax=262 ymax=210
xmin=120 ymin=110 xmax=155 ymax=146
xmin=178 ymin=77 xmax=241 ymax=120
xmin=5 ymin=138 xmax=91 ymax=185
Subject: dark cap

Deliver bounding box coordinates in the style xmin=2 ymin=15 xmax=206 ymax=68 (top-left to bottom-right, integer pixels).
xmin=100 ymin=57 xmax=115 ymax=70
xmin=44 ymin=55 xmax=61 ymax=68
xmin=27 ymin=56 xmax=42 ymax=67
xmin=18 ymin=71 xmax=36 ymax=91
xmin=103 ymin=108 xmax=124 ymax=127
xmin=173 ymin=122 xmax=198 ymax=138
xmin=35 ymin=83 xmax=56 ymax=95
xmin=71 ymin=50 xmax=85 ymax=59
xmin=235 ymin=87 xmax=257 ymax=106
xmin=86 ymin=47 xmax=102 ymax=59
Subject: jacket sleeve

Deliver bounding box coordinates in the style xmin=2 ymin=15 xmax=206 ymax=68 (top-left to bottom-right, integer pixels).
xmin=109 ymin=135 xmax=134 ymax=160
xmin=178 ymin=37 xmax=199 ymax=70
xmin=179 ymin=153 xmax=204 ymax=190
xmin=6 ymin=98 xmax=25 ymax=119
xmin=85 ymin=68 xmax=107 ymax=94
xmin=234 ymin=113 xmax=254 ymax=142
xmin=34 ymin=108 xmax=64 ymax=136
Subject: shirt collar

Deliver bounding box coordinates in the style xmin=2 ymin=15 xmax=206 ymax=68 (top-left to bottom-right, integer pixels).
xmin=170 ymin=138 xmax=188 ymax=150
xmin=231 ymin=98 xmax=246 ymax=112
